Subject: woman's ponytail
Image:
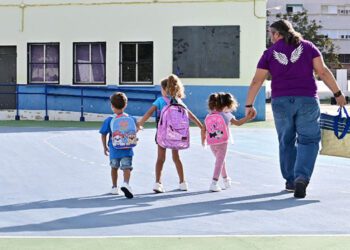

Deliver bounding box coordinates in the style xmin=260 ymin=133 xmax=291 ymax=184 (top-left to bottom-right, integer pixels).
xmin=270 ymin=20 xmax=302 ymax=46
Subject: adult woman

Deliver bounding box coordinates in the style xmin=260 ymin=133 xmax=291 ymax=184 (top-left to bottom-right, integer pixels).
xmin=245 ymin=20 xmax=347 ymax=198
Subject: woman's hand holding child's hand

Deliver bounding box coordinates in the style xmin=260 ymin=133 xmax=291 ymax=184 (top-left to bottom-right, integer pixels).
xmin=247 ymin=109 xmax=256 ymax=120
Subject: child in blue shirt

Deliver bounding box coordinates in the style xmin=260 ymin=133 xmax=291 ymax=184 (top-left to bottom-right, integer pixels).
xmin=99 ymin=92 xmax=137 ymax=199
xmin=138 ymin=74 xmax=205 ymax=193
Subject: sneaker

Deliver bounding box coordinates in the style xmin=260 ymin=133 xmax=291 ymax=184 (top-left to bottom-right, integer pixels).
xmin=223 ymin=177 xmax=232 ymax=189
xmin=121 ymin=183 xmax=133 ymax=199
xmin=294 ymin=181 xmax=307 ymax=199
xmin=285 ymin=182 xmax=295 ymax=192
xmin=153 ymin=182 xmax=165 ymax=193
xmin=110 ymin=186 xmax=119 ymax=195
xmin=209 ymin=181 xmax=221 ymax=192
xmin=179 ymin=182 xmax=188 ymax=191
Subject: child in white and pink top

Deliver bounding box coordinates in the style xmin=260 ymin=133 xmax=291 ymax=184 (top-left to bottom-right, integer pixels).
xmin=204 ymin=92 xmax=254 ymax=192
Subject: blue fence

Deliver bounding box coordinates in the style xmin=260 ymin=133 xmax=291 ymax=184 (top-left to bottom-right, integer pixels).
xmin=0 ymin=84 xmax=266 ymax=121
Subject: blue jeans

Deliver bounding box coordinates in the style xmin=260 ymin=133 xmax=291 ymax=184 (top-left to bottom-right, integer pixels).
xmin=272 ymin=96 xmax=321 ymax=184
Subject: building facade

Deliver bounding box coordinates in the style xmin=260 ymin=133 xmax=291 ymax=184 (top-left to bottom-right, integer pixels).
xmin=267 ymin=0 xmax=350 ymax=77
xmin=0 ymin=0 xmax=267 ymax=120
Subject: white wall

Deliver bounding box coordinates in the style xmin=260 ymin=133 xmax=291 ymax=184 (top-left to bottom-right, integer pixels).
xmin=0 ymin=0 xmax=266 ymax=86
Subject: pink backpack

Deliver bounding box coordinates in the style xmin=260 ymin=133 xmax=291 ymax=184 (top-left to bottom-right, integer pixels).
xmin=205 ymin=112 xmax=229 ymax=145
xmin=156 ymin=97 xmax=190 ymax=150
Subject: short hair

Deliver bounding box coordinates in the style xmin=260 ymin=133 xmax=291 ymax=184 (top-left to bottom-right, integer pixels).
xmin=110 ymin=92 xmax=127 ymax=109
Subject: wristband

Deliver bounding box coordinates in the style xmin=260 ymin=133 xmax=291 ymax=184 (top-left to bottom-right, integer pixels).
xmin=245 ymin=104 xmax=253 ymax=108
xmin=334 ymin=90 xmax=342 ymax=98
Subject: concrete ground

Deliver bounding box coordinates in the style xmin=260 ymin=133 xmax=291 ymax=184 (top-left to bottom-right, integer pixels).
xmin=0 ymin=123 xmax=349 ymax=236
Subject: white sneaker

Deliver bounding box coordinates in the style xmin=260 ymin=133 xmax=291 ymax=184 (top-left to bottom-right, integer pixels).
xmin=223 ymin=177 xmax=232 ymax=189
xmin=121 ymin=182 xmax=133 ymax=199
xmin=153 ymin=182 xmax=165 ymax=193
xmin=179 ymin=181 xmax=188 ymax=191
xmin=209 ymin=181 xmax=221 ymax=192
xmin=110 ymin=186 xmax=119 ymax=195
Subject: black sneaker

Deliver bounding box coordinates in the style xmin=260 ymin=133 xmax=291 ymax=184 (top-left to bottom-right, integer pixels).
xmin=285 ymin=182 xmax=295 ymax=192
xmin=121 ymin=183 xmax=134 ymax=199
xmin=294 ymin=181 xmax=307 ymax=198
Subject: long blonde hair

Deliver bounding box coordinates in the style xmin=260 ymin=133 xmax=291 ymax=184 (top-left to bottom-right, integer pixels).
xmin=160 ymin=74 xmax=185 ymax=99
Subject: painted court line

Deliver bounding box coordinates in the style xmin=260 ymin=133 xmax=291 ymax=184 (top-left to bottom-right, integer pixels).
xmin=1 ymin=234 xmax=350 ymax=238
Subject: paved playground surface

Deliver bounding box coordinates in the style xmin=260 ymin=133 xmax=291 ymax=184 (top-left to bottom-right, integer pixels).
xmin=0 ymin=125 xmax=350 ymax=237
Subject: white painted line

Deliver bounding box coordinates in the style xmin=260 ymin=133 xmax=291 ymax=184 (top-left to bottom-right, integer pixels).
xmin=1 ymin=234 xmax=350 ymax=238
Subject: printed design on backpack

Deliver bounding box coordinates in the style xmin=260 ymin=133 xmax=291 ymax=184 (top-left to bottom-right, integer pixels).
xmin=156 ymin=97 xmax=190 ymax=150
xmin=110 ymin=114 xmax=138 ymax=149
xmin=205 ymin=113 xmax=229 ymax=145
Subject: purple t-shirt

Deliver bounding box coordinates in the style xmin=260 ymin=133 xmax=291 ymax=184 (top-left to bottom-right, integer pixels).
xmin=257 ymin=39 xmax=321 ymax=98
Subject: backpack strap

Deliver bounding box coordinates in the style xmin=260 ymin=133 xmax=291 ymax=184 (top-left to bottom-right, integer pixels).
xmin=163 ymin=96 xmax=170 ymax=105
xmin=163 ymin=96 xmax=179 ymax=105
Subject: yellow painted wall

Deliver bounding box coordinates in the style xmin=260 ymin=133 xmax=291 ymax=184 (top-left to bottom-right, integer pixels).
xmin=0 ymin=0 xmax=266 ymax=86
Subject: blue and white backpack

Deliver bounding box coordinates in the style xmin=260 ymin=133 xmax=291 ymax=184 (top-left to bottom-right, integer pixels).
xmin=110 ymin=113 xmax=138 ymax=149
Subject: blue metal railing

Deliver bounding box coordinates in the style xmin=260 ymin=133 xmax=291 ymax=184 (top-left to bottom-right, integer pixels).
xmin=0 ymin=84 xmax=159 ymax=121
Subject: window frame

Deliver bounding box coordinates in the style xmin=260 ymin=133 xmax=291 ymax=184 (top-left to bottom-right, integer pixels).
xmin=339 ymin=54 xmax=350 ymax=64
xmin=27 ymin=42 xmax=60 ymax=85
xmin=286 ymin=4 xmax=303 ymax=13
xmin=119 ymin=41 xmax=154 ymax=86
xmin=73 ymin=42 xmax=106 ymax=85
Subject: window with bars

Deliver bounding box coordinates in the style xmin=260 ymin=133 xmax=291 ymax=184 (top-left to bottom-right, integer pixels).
xmin=339 ymin=54 xmax=350 ymax=64
xmin=73 ymin=42 xmax=106 ymax=85
xmin=28 ymin=43 xmax=59 ymax=84
xmin=119 ymin=42 xmax=153 ymax=85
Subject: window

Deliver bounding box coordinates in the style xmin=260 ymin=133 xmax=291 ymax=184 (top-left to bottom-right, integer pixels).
xmin=73 ymin=42 xmax=106 ymax=85
xmin=320 ymin=30 xmax=350 ymax=39
xmin=119 ymin=42 xmax=153 ymax=85
xmin=286 ymin=4 xmax=303 ymax=13
xmin=339 ymin=54 xmax=350 ymax=64
xmin=321 ymin=5 xmax=338 ymax=14
xmin=28 ymin=43 xmax=59 ymax=84
xmin=337 ymin=6 xmax=350 ymax=15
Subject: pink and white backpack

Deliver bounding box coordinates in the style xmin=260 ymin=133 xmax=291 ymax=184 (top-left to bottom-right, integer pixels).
xmin=204 ymin=112 xmax=229 ymax=145
xmin=156 ymin=97 xmax=190 ymax=150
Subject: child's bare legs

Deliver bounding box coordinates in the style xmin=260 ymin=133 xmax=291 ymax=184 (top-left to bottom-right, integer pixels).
xmin=121 ymin=168 xmax=133 ymax=199
xmin=155 ymin=145 xmax=166 ymax=183
xmin=172 ymin=149 xmax=188 ymax=191
xmin=172 ymin=149 xmax=185 ymax=183
xmin=111 ymin=168 xmax=118 ymax=187
xmin=123 ymin=169 xmax=131 ymax=184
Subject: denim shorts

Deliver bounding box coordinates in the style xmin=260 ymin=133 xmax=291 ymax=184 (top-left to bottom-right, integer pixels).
xmin=110 ymin=157 xmax=133 ymax=170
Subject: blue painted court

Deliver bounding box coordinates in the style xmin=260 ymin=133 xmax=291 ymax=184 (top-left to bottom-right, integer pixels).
xmin=0 ymin=126 xmax=349 ymax=236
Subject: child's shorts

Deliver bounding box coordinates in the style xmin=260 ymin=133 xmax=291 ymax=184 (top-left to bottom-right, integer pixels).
xmin=110 ymin=157 xmax=133 ymax=170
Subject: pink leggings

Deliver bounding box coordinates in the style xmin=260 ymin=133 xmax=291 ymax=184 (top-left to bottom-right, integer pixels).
xmin=210 ymin=143 xmax=228 ymax=180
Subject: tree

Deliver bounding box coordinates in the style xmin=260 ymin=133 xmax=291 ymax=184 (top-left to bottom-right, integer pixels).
xmin=270 ymin=11 xmax=341 ymax=69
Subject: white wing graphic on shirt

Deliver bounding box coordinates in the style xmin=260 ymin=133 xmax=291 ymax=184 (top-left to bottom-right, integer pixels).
xmin=290 ymin=44 xmax=303 ymax=63
xmin=273 ymin=50 xmax=288 ymax=65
